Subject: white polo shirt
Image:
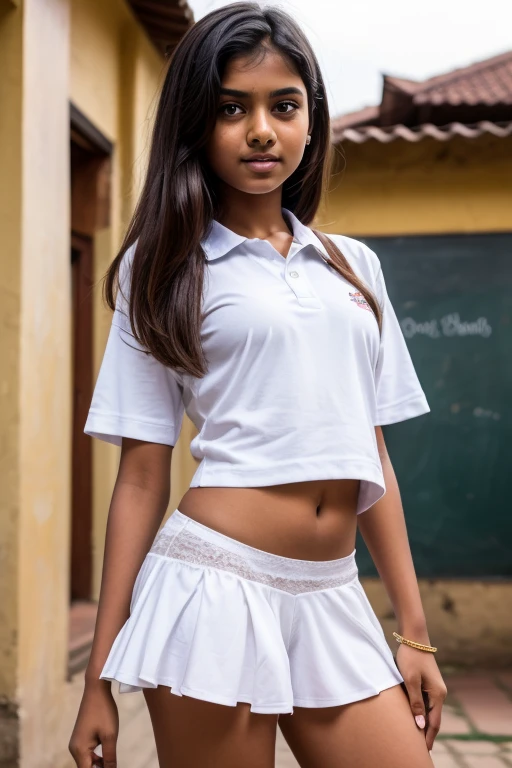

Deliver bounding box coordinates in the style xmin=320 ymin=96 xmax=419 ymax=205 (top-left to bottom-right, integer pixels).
xmin=84 ymin=207 xmax=430 ymax=514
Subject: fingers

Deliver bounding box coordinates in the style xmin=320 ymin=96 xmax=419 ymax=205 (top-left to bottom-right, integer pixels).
xmin=403 ymin=672 xmax=448 ymax=753
xmin=403 ymin=672 xmax=427 ymax=731
xmin=100 ymin=731 xmax=118 ymax=768
xmin=68 ymin=739 xmax=93 ymax=768
xmin=424 ymin=687 xmax=447 ymax=752
xmin=68 ymin=734 xmax=117 ymax=768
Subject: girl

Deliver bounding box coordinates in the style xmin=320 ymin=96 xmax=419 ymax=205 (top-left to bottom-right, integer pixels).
xmin=69 ymin=3 xmax=447 ymax=767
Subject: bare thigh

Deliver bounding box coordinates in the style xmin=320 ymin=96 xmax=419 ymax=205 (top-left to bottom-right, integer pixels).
xmin=143 ymin=685 xmax=279 ymax=768
xmin=278 ymin=683 xmax=434 ymax=768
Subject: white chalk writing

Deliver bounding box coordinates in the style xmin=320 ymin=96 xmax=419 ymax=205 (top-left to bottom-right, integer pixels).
xmin=402 ymin=313 xmax=492 ymax=339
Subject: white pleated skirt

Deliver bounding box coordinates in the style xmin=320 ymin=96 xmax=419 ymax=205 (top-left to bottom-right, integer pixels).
xmin=99 ymin=508 xmax=404 ymax=715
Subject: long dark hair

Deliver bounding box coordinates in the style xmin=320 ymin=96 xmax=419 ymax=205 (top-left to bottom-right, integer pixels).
xmin=104 ymin=1 xmax=382 ymax=379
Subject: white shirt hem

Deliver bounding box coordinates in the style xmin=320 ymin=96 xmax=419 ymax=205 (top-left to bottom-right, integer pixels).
xmin=190 ymin=456 xmax=386 ymax=515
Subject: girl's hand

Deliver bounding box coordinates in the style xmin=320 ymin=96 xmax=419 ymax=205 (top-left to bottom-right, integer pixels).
xmin=68 ymin=680 xmax=119 ymax=768
xmin=395 ymin=643 xmax=448 ymax=752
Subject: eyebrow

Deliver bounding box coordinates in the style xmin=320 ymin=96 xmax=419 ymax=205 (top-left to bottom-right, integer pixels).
xmin=219 ymin=86 xmax=304 ymax=98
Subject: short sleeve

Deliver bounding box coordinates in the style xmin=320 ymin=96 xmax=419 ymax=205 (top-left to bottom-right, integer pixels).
xmin=84 ymin=244 xmax=185 ymax=447
xmin=372 ymin=261 xmax=430 ymax=425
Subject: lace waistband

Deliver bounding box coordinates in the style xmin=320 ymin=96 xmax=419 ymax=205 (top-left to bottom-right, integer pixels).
xmin=148 ymin=508 xmax=358 ymax=595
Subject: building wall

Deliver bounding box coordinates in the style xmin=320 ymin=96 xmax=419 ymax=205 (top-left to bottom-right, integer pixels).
xmin=69 ymin=0 xmax=198 ymax=599
xmin=320 ymin=133 xmax=512 ymax=236
xmin=0 ymin=1 xmax=193 ymax=765
xmin=0 ymin=1 xmax=73 ymax=765
xmin=70 ymin=0 xmax=162 ymax=600
xmin=319 ymin=133 xmax=512 ymax=667
xmin=18 ymin=0 xmax=72 ymax=762
xmin=0 ymin=1 xmax=23 ymax=743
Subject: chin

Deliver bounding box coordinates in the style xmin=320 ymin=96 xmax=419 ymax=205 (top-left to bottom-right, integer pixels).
xmin=226 ymin=178 xmax=282 ymax=194
xmin=242 ymin=185 xmax=284 ymax=196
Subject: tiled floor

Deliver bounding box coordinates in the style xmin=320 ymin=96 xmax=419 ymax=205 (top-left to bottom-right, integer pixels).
xmin=423 ymin=669 xmax=512 ymax=768
xmin=108 ymin=669 xmax=512 ymax=767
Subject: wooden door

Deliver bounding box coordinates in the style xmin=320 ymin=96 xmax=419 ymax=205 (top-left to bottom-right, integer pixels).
xmin=70 ymin=232 xmax=93 ymax=600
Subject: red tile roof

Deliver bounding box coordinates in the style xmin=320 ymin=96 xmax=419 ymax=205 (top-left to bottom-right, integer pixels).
xmin=402 ymin=50 xmax=512 ymax=106
xmin=332 ymin=49 xmax=512 ymax=143
xmin=339 ymin=120 xmax=512 ymax=144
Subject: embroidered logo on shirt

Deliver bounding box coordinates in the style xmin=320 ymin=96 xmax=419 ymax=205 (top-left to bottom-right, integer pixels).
xmin=349 ymin=291 xmax=373 ymax=312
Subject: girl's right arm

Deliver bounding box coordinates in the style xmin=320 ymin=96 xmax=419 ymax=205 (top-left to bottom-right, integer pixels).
xmin=69 ymin=438 xmax=173 ymax=768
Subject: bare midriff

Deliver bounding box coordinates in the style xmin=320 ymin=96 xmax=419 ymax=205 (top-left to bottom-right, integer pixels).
xmin=176 ymin=479 xmax=361 ymax=562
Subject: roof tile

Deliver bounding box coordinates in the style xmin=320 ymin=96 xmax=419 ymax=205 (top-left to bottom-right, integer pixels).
xmin=332 ymin=49 xmax=512 ymax=143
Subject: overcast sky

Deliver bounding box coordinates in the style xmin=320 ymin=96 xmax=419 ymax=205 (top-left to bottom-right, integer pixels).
xmin=188 ymin=0 xmax=512 ymax=118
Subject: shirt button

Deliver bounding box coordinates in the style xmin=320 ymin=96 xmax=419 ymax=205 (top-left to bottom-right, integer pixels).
xmin=289 ymin=271 xmax=299 ymax=278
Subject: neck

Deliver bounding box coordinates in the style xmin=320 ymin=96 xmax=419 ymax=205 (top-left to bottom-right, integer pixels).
xmin=216 ymin=187 xmax=291 ymax=240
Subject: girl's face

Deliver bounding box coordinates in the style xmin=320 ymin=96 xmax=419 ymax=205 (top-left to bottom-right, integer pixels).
xmin=204 ymin=46 xmax=311 ymax=198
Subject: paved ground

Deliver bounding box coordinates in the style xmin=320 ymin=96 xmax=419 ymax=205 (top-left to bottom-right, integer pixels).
xmin=422 ymin=669 xmax=512 ymax=768
xmin=109 ymin=668 xmax=512 ymax=767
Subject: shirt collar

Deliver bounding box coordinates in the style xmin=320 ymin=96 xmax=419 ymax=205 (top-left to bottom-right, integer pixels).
xmin=201 ymin=207 xmax=329 ymax=261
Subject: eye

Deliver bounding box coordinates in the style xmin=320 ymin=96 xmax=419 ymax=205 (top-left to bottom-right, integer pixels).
xmin=219 ymin=103 xmax=243 ymax=116
xmin=274 ymin=101 xmax=299 ymax=114
xmin=218 ymin=100 xmax=299 ymax=117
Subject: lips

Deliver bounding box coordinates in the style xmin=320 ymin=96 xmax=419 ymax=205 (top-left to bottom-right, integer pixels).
xmin=242 ymin=155 xmax=281 ymax=173
xmin=242 ymin=157 xmax=280 ymax=162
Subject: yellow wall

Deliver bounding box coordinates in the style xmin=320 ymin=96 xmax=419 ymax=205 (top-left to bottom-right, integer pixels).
xmin=13 ymin=0 xmax=71 ymax=763
xmin=0 ymin=0 xmax=23 ymax=707
xmin=320 ymin=133 xmax=512 ymax=236
xmin=0 ymin=0 xmax=193 ymax=765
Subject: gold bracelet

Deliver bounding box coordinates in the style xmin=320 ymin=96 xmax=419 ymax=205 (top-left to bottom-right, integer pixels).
xmin=393 ymin=631 xmax=437 ymax=653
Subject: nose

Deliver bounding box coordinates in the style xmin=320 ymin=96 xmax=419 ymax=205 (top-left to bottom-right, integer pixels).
xmin=247 ymin=108 xmax=276 ymax=147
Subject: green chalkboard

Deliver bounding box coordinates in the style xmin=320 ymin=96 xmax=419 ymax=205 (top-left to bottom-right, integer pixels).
xmin=353 ymin=233 xmax=512 ymax=578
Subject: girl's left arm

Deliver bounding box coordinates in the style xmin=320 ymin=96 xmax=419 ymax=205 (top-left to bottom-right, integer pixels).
xmin=356 ymin=426 xmax=448 ymax=751
xmin=359 ymin=426 xmax=430 ymax=642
